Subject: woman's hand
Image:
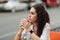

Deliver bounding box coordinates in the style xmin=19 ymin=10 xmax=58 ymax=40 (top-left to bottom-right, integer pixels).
xmin=20 ymin=18 xmax=31 ymax=32
xmin=24 ymin=18 xmax=31 ymax=32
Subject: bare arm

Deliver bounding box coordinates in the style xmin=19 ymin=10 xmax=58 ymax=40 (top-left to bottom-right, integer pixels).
xmin=30 ymin=32 xmax=40 ymax=40
xmin=15 ymin=28 xmax=24 ymax=40
xmin=24 ymin=18 xmax=40 ymax=40
xmin=30 ymin=23 xmax=50 ymax=40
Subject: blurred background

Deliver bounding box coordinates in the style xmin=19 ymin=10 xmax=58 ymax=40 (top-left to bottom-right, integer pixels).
xmin=0 ymin=0 xmax=60 ymax=40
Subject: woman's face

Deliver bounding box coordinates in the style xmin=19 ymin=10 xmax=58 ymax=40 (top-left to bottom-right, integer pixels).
xmin=29 ymin=7 xmax=37 ymax=23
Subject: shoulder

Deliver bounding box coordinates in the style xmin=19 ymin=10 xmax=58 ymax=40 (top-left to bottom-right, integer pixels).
xmin=41 ymin=23 xmax=51 ymax=36
xmin=44 ymin=23 xmax=51 ymax=30
xmin=40 ymin=23 xmax=50 ymax=40
xmin=45 ymin=23 xmax=50 ymax=27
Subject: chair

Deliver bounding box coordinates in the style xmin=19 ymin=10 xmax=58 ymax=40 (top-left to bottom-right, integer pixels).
xmin=50 ymin=31 xmax=60 ymax=40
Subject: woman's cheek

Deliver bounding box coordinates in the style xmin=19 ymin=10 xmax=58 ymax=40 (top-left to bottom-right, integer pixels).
xmin=31 ymin=17 xmax=35 ymax=22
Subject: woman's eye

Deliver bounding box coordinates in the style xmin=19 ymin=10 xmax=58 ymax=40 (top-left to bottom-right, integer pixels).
xmin=31 ymin=12 xmax=34 ymax=15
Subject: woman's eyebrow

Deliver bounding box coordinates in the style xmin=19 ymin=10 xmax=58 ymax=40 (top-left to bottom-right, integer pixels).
xmin=29 ymin=10 xmax=35 ymax=13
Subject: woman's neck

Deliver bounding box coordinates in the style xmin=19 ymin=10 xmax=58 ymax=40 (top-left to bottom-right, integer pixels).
xmin=33 ymin=23 xmax=38 ymax=34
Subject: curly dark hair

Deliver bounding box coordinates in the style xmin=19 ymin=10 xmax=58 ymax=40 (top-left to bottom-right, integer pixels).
xmin=32 ymin=4 xmax=50 ymax=37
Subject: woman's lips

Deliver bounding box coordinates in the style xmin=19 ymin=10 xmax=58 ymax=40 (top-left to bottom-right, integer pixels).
xmin=28 ymin=18 xmax=32 ymax=22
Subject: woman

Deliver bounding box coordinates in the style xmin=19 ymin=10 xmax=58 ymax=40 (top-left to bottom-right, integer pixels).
xmin=15 ymin=4 xmax=50 ymax=40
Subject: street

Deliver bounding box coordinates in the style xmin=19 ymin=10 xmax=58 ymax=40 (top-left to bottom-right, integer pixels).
xmin=0 ymin=6 xmax=60 ymax=40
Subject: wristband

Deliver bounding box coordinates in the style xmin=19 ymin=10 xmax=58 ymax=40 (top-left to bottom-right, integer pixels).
xmin=29 ymin=30 xmax=33 ymax=34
